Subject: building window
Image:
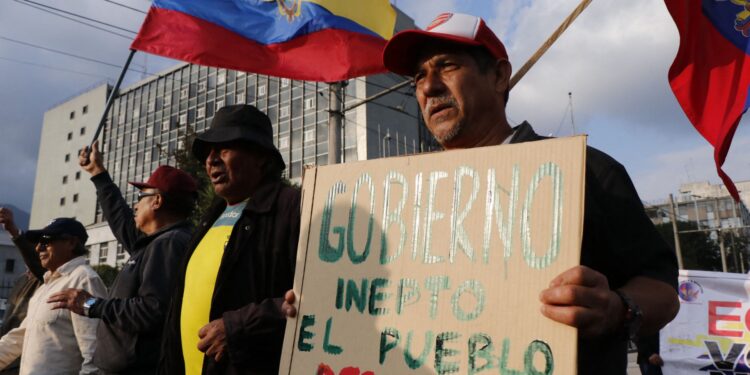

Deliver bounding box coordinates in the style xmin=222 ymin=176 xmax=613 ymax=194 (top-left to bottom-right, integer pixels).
xmin=304 ymin=98 xmax=315 ymax=110
xmin=131 ymin=131 xmax=138 ymax=143
xmin=82 ymin=105 xmax=88 ymax=114
xmin=281 ymin=78 xmax=291 ymax=87
xmin=279 ymin=136 xmax=289 ymax=149
xmin=236 ymin=93 xmax=246 ymax=104
xmin=116 ymin=243 xmax=125 ymax=263
xmin=146 ymin=126 xmax=153 ymax=137
xmin=163 ymin=95 xmax=172 ymax=106
xmin=198 ymin=81 xmax=207 ymax=92
xmin=177 ymin=140 xmax=185 ymax=150
xmin=116 ymin=138 xmax=123 ymax=148
xmin=258 ymin=85 xmax=266 ymax=97
xmin=144 ymin=150 xmax=151 ymax=163
xmin=70 ymin=111 xmax=75 ymax=120
xmin=60 ymin=197 xmax=66 ymax=206
xmin=218 ymin=71 xmax=227 ymax=85
xmin=162 ymin=119 xmax=170 ymax=132
xmin=133 ymin=107 xmax=140 ymax=119
xmin=180 ymin=87 xmax=189 ymax=100
xmin=215 ymin=100 xmax=225 ymax=110
xmin=73 ymin=194 xmax=79 ymax=203
xmin=304 ymin=129 xmax=315 ymax=143
xmin=179 ymin=113 xmax=188 ymax=125
xmin=118 ymin=111 xmax=126 ymax=124
xmin=80 ymin=127 xmax=86 ymax=135
xmin=147 ymin=101 xmax=155 ymax=113
xmin=65 ymin=154 xmax=70 ymax=162
xmin=99 ymin=242 xmax=109 ymax=264
xmin=197 ymin=106 xmax=206 ymax=119
xmin=5 ymin=259 xmax=14 ymax=273
xmin=75 ymin=171 xmax=81 ymax=180
xmin=67 ymin=132 xmax=73 ymax=141
xmin=280 ymin=105 xmax=290 ymax=118
xmin=62 ymin=175 xmax=68 ymax=184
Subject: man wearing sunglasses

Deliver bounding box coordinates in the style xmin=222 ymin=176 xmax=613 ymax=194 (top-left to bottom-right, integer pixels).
xmin=0 ymin=217 xmax=106 ymax=374
xmin=44 ymin=142 xmax=198 ymax=375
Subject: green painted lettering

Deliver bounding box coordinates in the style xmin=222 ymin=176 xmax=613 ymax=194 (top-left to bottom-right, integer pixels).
xmin=435 ymin=331 xmax=461 ymax=374
xmin=346 ymin=278 xmax=368 ymax=313
xmin=451 ymin=280 xmax=485 ymax=321
xmin=297 ymin=315 xmax=315 ymax=352
xmin=381 ymin=171 xmax=408 ymax=264
xmin=396 ymin=278 xmax=420 ymax=314
xmin=323 ymin=317 xmax=343 ymax=355
xmin=468 ymin=333 xmax=495 ymax=374
xmin=425 ymin=276 xmax=450 ymax=319
xmin=379 ymin=327 xmax=400 ymax=365
xmin=347 ymin=173 xmax=375 ymax=264
xmin=369 ymin=278 xmax=390 ymax=316
xmin=319 ymin=182 xmax=346 ymax=263
xmin=404 ymin=330 xmax=433 ymax=369
xmin=521 ymin=162 xmax=563 ymax=269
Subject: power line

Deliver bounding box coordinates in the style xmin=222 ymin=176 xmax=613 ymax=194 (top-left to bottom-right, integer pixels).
xmin=12 ymin=0 xmax=134 ymax=40
xmin=100 ymin=0 xmax=147 ymax=14
xmin=0 ymin=35 xmax=146 ymax=74
xmin=21 ymin=0 xmax=138 ymax=34
xmin=0 ymin=56 xmax=110 ymax=78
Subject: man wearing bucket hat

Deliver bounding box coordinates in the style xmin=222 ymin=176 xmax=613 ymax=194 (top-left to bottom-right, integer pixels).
xmin=44 ymin=144 xmax=198 ymax=375
xmin=0 ymin=217 xmax=106 ymax=374
xmin=380 ymin=12 xmax=678 ymax=374
xmin=158 ymin=104 xmax=300 ymax=375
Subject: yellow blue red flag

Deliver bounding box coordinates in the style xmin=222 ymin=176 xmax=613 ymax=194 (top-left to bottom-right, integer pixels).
xmin=131 ymin=0 xmax=397 ymax=82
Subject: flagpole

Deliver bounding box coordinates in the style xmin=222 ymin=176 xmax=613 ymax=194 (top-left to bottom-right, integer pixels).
xmin=90 ymin=49 xmax=137 ymax=147
xmin=509 ymin=0 xmax=592 ymax=89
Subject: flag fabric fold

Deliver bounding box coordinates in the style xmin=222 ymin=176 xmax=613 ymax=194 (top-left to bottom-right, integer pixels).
xmin=131 ymin=0 xmax=397 ymax=82
xmin=665 ymin=0 xmax=750 ymax=201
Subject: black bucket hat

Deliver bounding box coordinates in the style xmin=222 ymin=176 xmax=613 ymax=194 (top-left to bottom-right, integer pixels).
xmin=25 ymin=217 xmax=88 ymax=244
xmin=192 ymin=104 xmax=286 ymax=169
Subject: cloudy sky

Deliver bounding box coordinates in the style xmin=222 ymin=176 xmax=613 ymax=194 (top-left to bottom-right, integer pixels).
xmin=1 ymin=0 xmax=749 ymax=215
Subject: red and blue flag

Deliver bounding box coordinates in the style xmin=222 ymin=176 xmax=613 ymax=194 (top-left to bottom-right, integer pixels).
xmin=666 ymin=0 xmax=750 ymax=201
xmin=131 ymin=0 xmax=397 ymax=82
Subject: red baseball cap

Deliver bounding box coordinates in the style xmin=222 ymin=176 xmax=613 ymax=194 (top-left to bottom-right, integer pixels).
xmin=129 ymin=165 xmax=197 ymax=194
xmin=383 ymin=13 xmax=508 ymax=76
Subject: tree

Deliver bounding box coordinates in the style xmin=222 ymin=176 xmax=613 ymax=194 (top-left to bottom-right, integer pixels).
xmin=654 ymin=221 xmax=723 ymax=271
xmin=93 ymin=264 xmax=119 ymax=288
xmin=164 ymin=125 xmax=215 ymax=225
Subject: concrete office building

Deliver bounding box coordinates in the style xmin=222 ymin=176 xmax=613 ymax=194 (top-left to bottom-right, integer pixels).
xmin=30 ymin=10 xmax=434 ymax=267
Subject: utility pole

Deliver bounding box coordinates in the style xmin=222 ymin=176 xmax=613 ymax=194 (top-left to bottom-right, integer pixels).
xmin=327 ymin=81 xmax=344 ymax=165
xmin=714 ymin=198 xmax=728 ymax=272
xmin=669 ymin=194 xmax=684 ymax=269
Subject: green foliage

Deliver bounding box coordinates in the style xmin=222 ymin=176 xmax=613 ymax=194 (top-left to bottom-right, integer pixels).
xmin=92 ymin=264 xmax=119 ymax=288
xmin=654 ymin=220 xmax=749 ymax=273
xmin=169 ymin=125 xmax=216 ymax=225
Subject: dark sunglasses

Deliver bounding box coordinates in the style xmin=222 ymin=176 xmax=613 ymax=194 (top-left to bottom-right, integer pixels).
xmin=38 ymin=235 xmax=71 ymax=248
xmin=137 ymin=192 xmax=159 ymax=201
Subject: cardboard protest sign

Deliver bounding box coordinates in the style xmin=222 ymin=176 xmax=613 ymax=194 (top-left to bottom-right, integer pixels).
xmin=280 ymin=136 xmax=587 ymax=375
xmin=662 ymin=270 xmax=750 ymax=374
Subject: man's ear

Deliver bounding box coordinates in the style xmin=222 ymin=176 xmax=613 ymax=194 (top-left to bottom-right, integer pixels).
xmin=493 ymin=60 xmax=512 ymax=94
xmin=152 ymin=193 xmax=164 ymax=210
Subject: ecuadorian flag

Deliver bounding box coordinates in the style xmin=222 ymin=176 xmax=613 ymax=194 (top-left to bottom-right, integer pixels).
xmin=666 ymin=0 xmax=750 ymax=201
xmin=131 ymin=0 xmax=397 ymax=82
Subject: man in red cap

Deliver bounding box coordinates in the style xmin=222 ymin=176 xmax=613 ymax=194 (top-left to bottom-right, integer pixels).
xmin=378 ymin=12 xmax=677 ymax=374
xmin=45 ymin=142 xmax=197 ymax=375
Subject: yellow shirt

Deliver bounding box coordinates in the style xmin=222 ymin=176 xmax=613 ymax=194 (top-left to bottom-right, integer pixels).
xmin=181 ymin=201 xmax=247 ymax=375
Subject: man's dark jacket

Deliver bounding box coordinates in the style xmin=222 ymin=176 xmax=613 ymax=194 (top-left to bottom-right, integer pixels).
xmin=158 ymin=178 xmax=301 ymax=375
xmin=90 ymin=172 xmax=191 ymax=374
xmin=511 ymin=123 xmax=678 ymax=375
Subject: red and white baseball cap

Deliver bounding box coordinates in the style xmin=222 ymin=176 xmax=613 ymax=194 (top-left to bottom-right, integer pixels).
xmin=383 ymin=13 xmax=508 ymax=76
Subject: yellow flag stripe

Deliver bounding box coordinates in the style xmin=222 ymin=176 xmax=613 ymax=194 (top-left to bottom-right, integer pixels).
xmin=306 ymin=0 xmax=397 ymax=39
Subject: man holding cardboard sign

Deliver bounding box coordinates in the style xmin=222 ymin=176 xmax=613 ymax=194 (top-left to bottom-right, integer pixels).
xmin=284 ymin=12 xmax=678 ymax=375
